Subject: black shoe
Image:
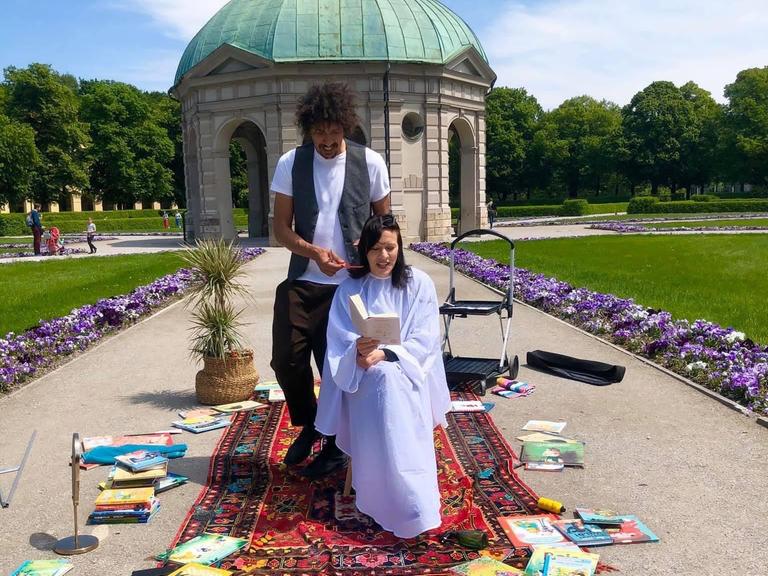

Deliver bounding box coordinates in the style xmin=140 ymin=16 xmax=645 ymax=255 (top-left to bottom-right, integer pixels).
xmin=284 ymin=426 xmax=320 ymax=465
xmin=299 ymin=444 xmax=348 ymax=479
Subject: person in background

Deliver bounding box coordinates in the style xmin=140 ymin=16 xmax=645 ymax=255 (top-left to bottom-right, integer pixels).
xmin=315 ymin=214 xmax=451 ymax=538
xmin=162 ymin=211 xmax=170 ymax=229
xmin=30 ymin=203 xmax=43 ymax=255
xmin=86 ymin=217 xmax=97 ymax=254
xmin=486 ymin=199 xmax=497 ymax=229
xmin=175 ymin=211 xmax=183 ymax=230
xmin=270 ymin=82 xmax=391 ymax=479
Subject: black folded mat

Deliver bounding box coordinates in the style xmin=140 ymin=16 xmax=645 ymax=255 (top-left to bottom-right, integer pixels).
xmin=526 ymin=349 xmax=625 ymax=385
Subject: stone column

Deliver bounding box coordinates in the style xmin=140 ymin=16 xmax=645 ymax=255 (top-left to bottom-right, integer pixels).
xmin=133 ymin=201 xmax=143 ymax=210
xmin=93 ymin=201 xmax=103 ymax=212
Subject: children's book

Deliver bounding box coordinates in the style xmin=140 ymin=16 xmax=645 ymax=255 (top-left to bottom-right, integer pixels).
xmin=115 ymin=450 xmax=169 ymax=472
xmin=159 ymin=533 xmax=249 ymax=565
xmin=82 ymin=433 xmax=174 ymax=452
xmin=603 ymin=515 xmax=659 ymax=544
xmin=95 ymin=486 xmax=155 ymax=506
xmin=212 ymin=400 xmax=265 ymax=413
xmin=523 ymin=546 xmax=599 ymax=576
xmin=155 ymin=472 xmax=190 ymax=493
xmin=10 ymin=559 xmax=73 ymax=576
xmin=521 ymin=420 xmax=566 ymax=434
xmin=268 ymin=388 xmax=286 ymax=402
xmin=497 ymin=515 xmax=580 ymax=551
xmin=349 ymin=293 xmax=401 ymax=344
xmin=552 ymin=519 xmax=613 ymax=547
xmin=167 ymin=563 xmax=233 ymax=575
xmin=254 ymin=380 xmax=280 ymax=391
xmin=450 ymin=400 xmax=487 ymax=412
xmin=111 ymin=462 xmax=168 ymax=482
xmin=573 ymin=507 xmax=625 ymax=526
xmin=172 ymin=417 xmax=231 ymax=433
xmin=520 ymin=441 xmax=585 ymax=467
xmin=446 ymin=556 xmax=522 ymax=575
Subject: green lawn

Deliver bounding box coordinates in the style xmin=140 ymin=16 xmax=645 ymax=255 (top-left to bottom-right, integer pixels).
xmin=0 ymin=252 xmax=187 ymax=335
xmin=466 ymin=234 xmax=768 ymax=343
xmin=643 ymin=218 xmax=768 ymax=228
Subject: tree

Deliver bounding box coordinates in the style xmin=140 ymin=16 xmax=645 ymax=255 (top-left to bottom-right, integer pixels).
xmin=146 ymin=92 xmax=185 ymax=206
xmin=679 ymin=81 xmax=722 ymax=196
xmin=536 ymin=96 xmax=622 ymax=197
xmin=3 ymin=63 xmax=90 ymax=204
xmin=485 ymin=87 xmax=543 ymax=201
xmin=622 ymin=81 xmax=699 ymax=195
xmin=722 ymin=67 xmax=768 ymax=188
xmin=79 ymin=80 xmax=174 ymax=205
xmin=229 ymin=140 xmax=248 ymax=208
xmin=0 ymin=114 xmax=40 ymax=206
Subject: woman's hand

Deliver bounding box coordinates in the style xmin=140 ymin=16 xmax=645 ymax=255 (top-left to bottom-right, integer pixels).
xmin=356 ymin=337 xmax=380 ymax=357
xmin=357 ymin=349 xmax=385 ymax=369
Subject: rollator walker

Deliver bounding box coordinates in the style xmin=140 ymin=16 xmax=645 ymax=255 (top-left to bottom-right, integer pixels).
xmin=440 ymin=229 xmax=519 ymax=395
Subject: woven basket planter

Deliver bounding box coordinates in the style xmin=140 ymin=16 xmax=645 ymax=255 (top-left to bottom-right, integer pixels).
xmin=195 ymin=349 xmax=259 ymax=405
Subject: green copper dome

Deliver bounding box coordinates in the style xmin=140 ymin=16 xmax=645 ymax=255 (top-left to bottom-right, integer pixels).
xmin=175 ymin=0 xmax=487 ymax=84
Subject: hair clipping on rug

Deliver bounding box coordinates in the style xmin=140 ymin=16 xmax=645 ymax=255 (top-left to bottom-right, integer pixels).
xmin=439 ymin=529 xmax=489 ymax=550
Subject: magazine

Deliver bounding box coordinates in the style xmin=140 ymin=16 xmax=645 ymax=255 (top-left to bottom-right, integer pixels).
xmin=160 ymin=533 xmax=249 ymax=565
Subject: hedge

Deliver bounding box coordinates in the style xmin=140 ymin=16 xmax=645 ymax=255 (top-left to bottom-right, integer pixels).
xmin=628 ymin=197 xmax=768 ymax=214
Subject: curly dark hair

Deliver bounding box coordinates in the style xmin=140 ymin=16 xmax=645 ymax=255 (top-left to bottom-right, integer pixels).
xmin=295 ymin=83 xmax=360 ymax=136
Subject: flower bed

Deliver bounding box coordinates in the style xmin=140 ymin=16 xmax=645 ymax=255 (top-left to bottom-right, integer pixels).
xmin=0 ymin=247 xmax=88 ymax=259
xmin=590 ymin=222 xmax=768 ymax=233
xmin=0 ymin=248 xmax=265 ymax=392
xmin=411 ymin=242 xmax=768 ymax=416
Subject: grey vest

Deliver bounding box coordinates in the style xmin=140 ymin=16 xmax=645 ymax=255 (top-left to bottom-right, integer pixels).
xmin=287 ymin=139 xmax=372 ymax=281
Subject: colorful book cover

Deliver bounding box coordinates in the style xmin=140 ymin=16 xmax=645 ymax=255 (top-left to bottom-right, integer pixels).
xmin=604 ymin=515 xmax=659 ymax=544
xmin=171 ymin=418 xmax=230 ymax=434
xmin=572 ymin=507 xmax=625 ymax=526
xmin=95 ymin=486 xmax=155 ymax=506
xmin=115 ymin=450 xmax=169 ymax=472
xmin=178 ymin=408 xmax=220 ymax=419
xmin=552 ymin=519 xmax=613 ymax=547
xmin=212 ymin=400 xmax=265 ymax=413
xmin=160 ymin=533 xmax=249 ymax=565
xmin=516 ymin=433 xmax=579 ymax=444
xmin=521 ymin=420 xmax=566 ymax=434
xmin=253 ymin=380 xmax=280 ymax=391
xmin=524 ymin=462 xmax=564 ymax=472
xmin=497 ymin=515 xmax=579 ymax=551
xmin=268 ymin=388 xmax=286 ymax=402
xmin=10 ymin=559 xmax=73 ymax=576
xmin=523 ymin=546 xmax=599 ymax=576
xmin=520 ymin=441 xmax=585 ymax=467
xmin=111 ymin=463 xmax=168 ymax=482
xmin=155 ymin=472 xmax=190 ymax=493
xmin=82 ymin=433 xmax=174 ymax=452
xmin=447 ymin=556 xmax=522 ymax=575
xmin=450 ymin=400 xmax=486 ymax=412
xmin=167 ymin=563 xmax=233 ymax=575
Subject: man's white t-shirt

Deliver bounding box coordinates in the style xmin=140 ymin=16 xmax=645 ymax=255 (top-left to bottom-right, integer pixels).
xmin=271 ymin=146 xmax=390 ymax=285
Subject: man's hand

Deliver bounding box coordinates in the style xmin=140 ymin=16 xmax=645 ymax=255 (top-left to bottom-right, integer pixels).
xmin=357 ymin=349 xmax=385 ymax=369
xmin=315 ymin=248 xmax=346 ymax=276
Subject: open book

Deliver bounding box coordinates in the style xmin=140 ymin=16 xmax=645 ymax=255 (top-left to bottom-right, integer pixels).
xmin=349 ymin=293 xmax=401 ymax=345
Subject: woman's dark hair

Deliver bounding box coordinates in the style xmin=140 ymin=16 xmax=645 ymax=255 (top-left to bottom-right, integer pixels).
xmin=296 ymin=83 xmax=360 ymax=136
xmin=350 ymin=214 xmax=411 ymax=288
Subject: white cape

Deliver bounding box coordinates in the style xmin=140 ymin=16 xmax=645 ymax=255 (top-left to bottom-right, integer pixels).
xmin=315 ymin=267 xmax=451 ymax=538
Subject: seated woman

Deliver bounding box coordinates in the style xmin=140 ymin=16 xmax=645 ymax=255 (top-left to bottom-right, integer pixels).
xmin=315 ymin=214 xmax=451 ymax=539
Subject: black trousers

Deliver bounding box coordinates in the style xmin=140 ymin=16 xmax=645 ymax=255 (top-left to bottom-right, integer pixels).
xmin=271 ymin=279 xmax=337 ymax=427
xmin=87 ymin=233 xmax=96 ymax=253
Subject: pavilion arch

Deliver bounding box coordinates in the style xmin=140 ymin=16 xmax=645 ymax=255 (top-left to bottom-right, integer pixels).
xmin=211 ymin=118 xmax=269 ymax=240
xmin=447 ymin=116 xmax=481 ymax=234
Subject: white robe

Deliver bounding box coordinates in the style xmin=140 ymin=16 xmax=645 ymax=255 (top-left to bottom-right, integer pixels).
xmin=315 ymin=267 xmax=452 ymax=538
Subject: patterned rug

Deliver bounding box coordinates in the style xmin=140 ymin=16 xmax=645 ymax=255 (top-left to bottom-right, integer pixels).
xmin=169 ymin=391 xmax=544 ymax=575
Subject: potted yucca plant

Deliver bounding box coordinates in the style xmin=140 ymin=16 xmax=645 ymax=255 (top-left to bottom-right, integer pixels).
xmin=182 ymin=238 xmax=258 ymax=405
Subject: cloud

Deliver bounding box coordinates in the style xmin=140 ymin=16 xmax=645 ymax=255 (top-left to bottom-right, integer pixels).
xmin=481 ymin=0 xmax=768 ymax=109
xmin=112 ymin=0 xmax=229 ymax=39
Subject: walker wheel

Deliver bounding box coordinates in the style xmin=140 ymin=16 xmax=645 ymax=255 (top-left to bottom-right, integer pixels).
xmin=508 ymin=356 xmax=519 ymax=379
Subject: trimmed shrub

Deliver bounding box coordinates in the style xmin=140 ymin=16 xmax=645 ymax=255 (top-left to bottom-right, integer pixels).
xmin=0 ymin=214 xmax=29 ymax=236
xmin=586 ymin=202 xmax=628 ymax=215
xmin=628 ymin=198 xmax=768 ymax=214
xmin=691 ymin=194 xmax=719 ymax=202
xmin=671 ymin=190 xmax=686 ymax=201
xmin=498 ymin=205 xmax=563 ymax=218
xmin=561 ymin=199 xmax=589 ymax=216
xmin=627 ymin=196 xmax=661 ymax=213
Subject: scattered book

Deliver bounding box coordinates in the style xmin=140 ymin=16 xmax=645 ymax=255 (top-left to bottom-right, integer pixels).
xmin=159 ymin=533 xmax=249 ymax=565
xmin=212 ymin=400 xmax=265 ymax=413
xmin=178 ymin=408 xmax=220 ymax=419
xmin=88 ymin=498 xmax=160 ymax=524
xmin=604 ymin=515 xmax=659 ymax=544
xmin=115 ymin=451 xmax=169 ymax=472
xmin=349 ymin=293 xmax=401 ymax=344
xmin=111 ymin=462 xmax=168 ymax=484
xmin=172 ymin=416 xmax=231 ymax=434
xmin=167 ymin=563 xmax=233 ymax=575
xmin=446 ymin=556 xmax=522 ymax=575
xmin=130 ymin=568 xmax=176 ymax=576
xmin=521 ymin=420 xmax=566 ymax=434
xmin=524 ymin=462 xmax=564 ymax=472
xmin=254 ymin=380 xmax=280 ymax=391
xmin=523 ymin=546 xmax=599 ymax=576
xmin=450 ymin=400 xmax=487 ymax=412
xmin=10 ymin=559 xmax=73 ymax=576
xmin=268 ymin=388 xmax=285 ymax=402
xmin=573 ymin=507 xmax=625 ymax=526
xmin=90 ymin=486 xmax=159 ymax=525
xmin=520 ymin=441 xmax=585 ymax=468
xmin=552 ymin=519 xmax=613 ymax=547
xmin=82 ymin=433 xmax=174 ymax=452
xmin=95 ymin=486 xmax=155 ymax=506
xmin=155 ymin=472 xmax=190 ymax=493
xmin=447 ymin=556 xmax=522 ymax=575
xmin=516 ymin=432 xmax=579 ymax=444
xmin=497 ymin=515 xmax=580 ymax=552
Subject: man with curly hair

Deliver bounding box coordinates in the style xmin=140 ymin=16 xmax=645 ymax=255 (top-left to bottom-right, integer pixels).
xmin=271 ymin=82 xmax=391 ymax=478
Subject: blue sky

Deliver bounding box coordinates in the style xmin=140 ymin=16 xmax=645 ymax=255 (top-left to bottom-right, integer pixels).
xmin=1 ymin=1 xmax=767 ymax=109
